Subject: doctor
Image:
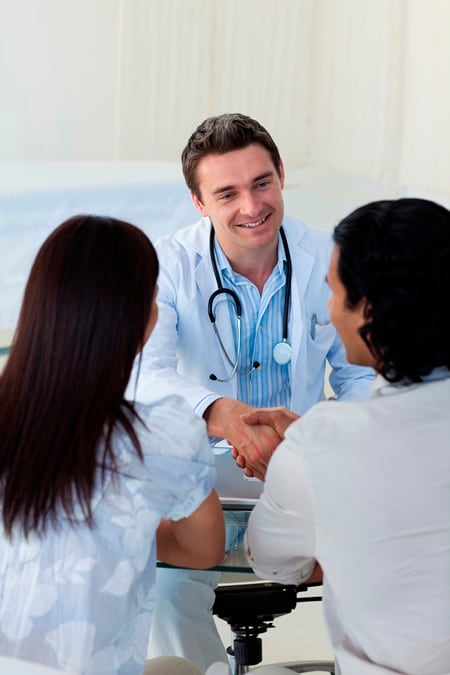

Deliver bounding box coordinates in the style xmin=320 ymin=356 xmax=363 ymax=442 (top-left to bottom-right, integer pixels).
xmin=128 ymin=113 xmax=374 ymax=670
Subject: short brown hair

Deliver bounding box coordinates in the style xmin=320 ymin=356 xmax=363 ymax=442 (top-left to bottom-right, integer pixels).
xmin=181 ymin=113 xmax=282 ymax=200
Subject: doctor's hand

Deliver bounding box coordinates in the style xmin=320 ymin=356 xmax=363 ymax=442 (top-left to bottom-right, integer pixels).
xmin=241 ymin=406 xmax=299 ymax=439
xmin=232 ymin=406 xmax=300 ymax=477
xmin=204 ymin=398 xmax=281 ymax=481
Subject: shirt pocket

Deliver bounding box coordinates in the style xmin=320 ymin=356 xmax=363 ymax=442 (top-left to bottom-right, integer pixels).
xmin=306 ymin=319 xmax=335 ymax=385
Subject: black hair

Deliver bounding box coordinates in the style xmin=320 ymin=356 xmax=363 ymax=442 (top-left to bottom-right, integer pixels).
xmin=333 ymin=198 xmax=450 ymax=382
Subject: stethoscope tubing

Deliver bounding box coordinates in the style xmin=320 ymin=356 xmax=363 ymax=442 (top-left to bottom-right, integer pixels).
xmin=279 ymin=226 xmax=292 ymax=342
xmin=208 ymin=225 xmax=291 ymax=332
xmin=208 ymin=224 xmax=292 ymax=380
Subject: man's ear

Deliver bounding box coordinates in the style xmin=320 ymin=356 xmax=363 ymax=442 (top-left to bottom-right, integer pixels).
xmin=362 ymin=298 xmax=372 ymax=320
xmin=191 ymin=192 xmax=208 ymax=217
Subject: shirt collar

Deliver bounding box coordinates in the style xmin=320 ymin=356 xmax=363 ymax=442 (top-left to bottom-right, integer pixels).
xmin=214 ymin=230 xmax=287 ymax=282
xmin=372 ymin=366 xmax=450 ymax=396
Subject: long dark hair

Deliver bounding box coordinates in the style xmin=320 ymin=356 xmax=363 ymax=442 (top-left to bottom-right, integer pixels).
xmin=333 ymin=198 xmax=450 ymax=382
xmin=0 ymin=215 xmax=159 ymax=537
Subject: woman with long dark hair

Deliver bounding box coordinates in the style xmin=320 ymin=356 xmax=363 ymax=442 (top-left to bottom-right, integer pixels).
xmin=0 ymin=215 xmax=224 ymax=674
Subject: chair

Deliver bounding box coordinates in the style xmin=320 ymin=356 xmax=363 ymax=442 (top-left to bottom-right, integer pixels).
xmin=213 ymin=578 xmax=335 ymax=675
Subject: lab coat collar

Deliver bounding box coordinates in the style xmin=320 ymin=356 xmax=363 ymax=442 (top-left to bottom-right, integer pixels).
xmin=193 ymin=215 xmax=319 ymax=394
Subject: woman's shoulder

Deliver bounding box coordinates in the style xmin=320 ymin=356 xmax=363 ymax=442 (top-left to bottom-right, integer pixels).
xmin=134 ymin=393 xmax=202 ymax=429
xmin=85 ymin=396 xmax=213 ymax=522
xmin=133 ymin=395 xmax=212 ymax=464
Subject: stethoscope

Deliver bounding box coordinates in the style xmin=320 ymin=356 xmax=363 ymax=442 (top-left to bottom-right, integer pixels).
xmin=208 ymin=224 xmax=292 ymax=382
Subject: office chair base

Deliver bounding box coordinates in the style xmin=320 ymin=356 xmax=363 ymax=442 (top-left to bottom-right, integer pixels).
xmin=214 ymin=581 xmax=334 ymax=675
xmin=231 ymin=660 xmax=335 ymax=675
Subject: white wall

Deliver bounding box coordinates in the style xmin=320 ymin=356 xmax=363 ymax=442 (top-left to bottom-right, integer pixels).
xmin=0 ymin=0 xmax=449 ymax=226
xmin=0 ymin=1 xmax=122 ymax=159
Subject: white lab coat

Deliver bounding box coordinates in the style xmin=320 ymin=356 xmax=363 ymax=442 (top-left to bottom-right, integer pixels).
xmin=129 ymin=215 xmax=374 ymax=415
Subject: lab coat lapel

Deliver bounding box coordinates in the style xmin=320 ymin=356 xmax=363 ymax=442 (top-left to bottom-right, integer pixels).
xmin=287 ymin=231 xmax=315 ymax=389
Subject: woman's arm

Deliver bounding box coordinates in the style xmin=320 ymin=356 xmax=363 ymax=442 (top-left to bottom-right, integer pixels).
xmin=156 ymin=488 xmax=225 ymax=570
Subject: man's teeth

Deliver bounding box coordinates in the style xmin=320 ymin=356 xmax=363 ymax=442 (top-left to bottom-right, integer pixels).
xmin=242 ymin=216 xmax=266 ymax=228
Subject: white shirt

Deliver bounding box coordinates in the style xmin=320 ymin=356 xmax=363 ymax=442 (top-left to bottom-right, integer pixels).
xmin=246 ymin=375 xmax=450 ymax=674
xmin=0 ymin=396 xmax=215 ymax=675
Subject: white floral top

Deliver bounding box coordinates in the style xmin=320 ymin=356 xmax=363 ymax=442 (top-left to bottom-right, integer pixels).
xmin=0 ymin=395 xmax=215 ymax=674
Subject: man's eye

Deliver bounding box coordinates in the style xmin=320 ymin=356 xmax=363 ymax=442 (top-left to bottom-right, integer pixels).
xmin=219 ymin=193 xmax=234 ymax=201
xmin=256 ymin=181 xmax=270 ymax=189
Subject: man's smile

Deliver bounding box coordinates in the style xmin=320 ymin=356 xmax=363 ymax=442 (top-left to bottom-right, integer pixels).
xmin=236 ymin=214 xmax=269 ymax=228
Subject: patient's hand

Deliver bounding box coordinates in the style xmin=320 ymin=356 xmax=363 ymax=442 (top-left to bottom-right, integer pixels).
xmin=204 ymin=398 xmax=280 ymax=480
xmin=230 ymin=407 xmax=299 ymax=478
xmin=241 ymin=406 xmax=299 ymax=439
xmin=229 ymin=421 xmax=282 ymax=479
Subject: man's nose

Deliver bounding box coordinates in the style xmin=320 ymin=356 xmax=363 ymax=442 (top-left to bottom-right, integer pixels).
xmin=239 ymin=191 xmax=261 ymax=218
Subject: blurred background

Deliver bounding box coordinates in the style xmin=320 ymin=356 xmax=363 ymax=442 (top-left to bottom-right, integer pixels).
xmin=1 ymin=0 xmax=449 ymax=205
xmin=1 ymin=0 xmax=449 ymax=324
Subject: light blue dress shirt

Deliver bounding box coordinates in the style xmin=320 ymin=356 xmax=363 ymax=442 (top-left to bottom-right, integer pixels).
xmin=214 ymin=232 xmax=291 ymax=409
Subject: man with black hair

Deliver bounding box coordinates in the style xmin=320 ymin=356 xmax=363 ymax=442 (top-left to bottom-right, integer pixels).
xmin=246 ymin=198 xmax=450 ymax=675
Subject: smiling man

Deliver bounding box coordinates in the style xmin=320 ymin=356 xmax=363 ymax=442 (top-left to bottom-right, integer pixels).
xmin=127 ymin=113 xmax=374 ymax=671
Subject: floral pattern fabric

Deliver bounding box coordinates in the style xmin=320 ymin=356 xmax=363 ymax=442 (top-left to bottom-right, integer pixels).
xmin=0 ymin=395 xmax=215 ymax=674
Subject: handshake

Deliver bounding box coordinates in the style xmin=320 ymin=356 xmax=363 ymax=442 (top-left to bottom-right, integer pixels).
xmin=205 ymin=399 xmax=299 ymax=481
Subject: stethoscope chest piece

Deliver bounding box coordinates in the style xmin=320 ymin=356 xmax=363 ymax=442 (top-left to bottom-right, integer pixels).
xmin=273 ymin=340 xmax=292 ymax=365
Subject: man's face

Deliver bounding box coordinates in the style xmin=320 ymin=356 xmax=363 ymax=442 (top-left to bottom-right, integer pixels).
xmin=327 ymin=245 xmax=376 ymax=368
xmin=191 ymin=143 xmax=285 ymax=257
